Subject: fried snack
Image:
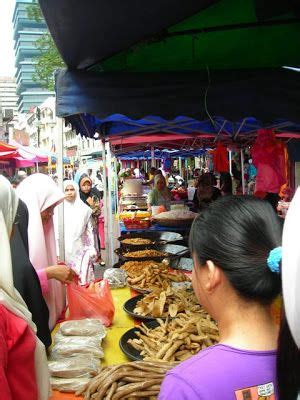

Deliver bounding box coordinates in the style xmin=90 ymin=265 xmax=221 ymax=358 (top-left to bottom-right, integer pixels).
xmin=76 ymin=360 xmax=177 ymax=400
xmin=134 ymin=287 xmax=201 ymax=318
xmin=123 ymin=249 xmax=168 ymax=258
xmin=122 ymin=238 xmax=153 ymax=245
xmin=127 ymin=312 xmax=219 ymax=362
xmin=122 ymin=260 xmax=166 ymax=276
xmin=122 ymin=261 xmax=189 ymax=292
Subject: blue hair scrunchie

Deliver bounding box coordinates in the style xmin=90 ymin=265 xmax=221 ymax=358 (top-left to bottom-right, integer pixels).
xmin=267 ymin=247 xmax=282 ymax=274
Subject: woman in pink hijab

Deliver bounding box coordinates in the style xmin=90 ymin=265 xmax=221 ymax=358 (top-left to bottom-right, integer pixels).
xmin=17 ymin=173 xmax=74 ymax=330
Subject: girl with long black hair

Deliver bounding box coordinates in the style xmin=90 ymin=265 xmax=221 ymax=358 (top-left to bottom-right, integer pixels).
xmin=160 ymin=195 xmax=299 ymax=400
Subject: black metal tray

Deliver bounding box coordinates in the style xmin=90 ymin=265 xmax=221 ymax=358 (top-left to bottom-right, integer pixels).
xmin=123 ymin=294 xmax=155 ymax=321
xmin=113 ymin=257 xmax=193 ymax=272
xmin=123 ymin=294 xmax=174 ymax=321
xmin=118 ymin=231 xmax=183 ymax=250
xmin=115 ymin=244 xmax=189 ymax=261
xmin=119 ymin=320 xmax=160 ymax=361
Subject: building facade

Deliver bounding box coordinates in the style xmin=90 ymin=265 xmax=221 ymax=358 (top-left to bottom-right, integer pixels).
xmin=0 ymin=77 xmax=18 ymax=119
xmin=12 ymin=0 xmax=53 ymax=113
xmin=0 ymin=77 xmax=19 ymax=142
xmin=15 ymin=96 xmax=101 ymax=167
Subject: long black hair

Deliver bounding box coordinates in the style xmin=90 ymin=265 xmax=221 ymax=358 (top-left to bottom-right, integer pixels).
xmin=190 ymin=195 xmax=299 ymax=398
xmin=190 ymin=195 xmax=281 ymax=304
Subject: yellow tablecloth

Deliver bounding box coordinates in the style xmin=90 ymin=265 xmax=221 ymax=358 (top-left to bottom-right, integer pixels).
xmin=50 ymin=286 xmax=134 ymax=400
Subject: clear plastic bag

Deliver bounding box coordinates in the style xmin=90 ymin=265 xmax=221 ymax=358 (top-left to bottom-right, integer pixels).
xmin=48 ymin=355 xmax=101 ymax=378
xmin=103 ymin=268 xmax=127 ymax=288
xmin=53 ymin=334 xmax=103 ymax=348
xmin=50 ymin=376 xmax=91 ymax=393
xmin=59 ymin=319 xmax=106 ymax=337
xmin=51 ymin=341 xmax=104 ymax=359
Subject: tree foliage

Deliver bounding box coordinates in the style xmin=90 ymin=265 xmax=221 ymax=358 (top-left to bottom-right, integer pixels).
xmin=26 ymin=1 xmax=65 ymax=91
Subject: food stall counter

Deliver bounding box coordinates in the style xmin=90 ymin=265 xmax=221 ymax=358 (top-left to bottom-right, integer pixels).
xmin=49 ymin=287 xmax=135 ymax=400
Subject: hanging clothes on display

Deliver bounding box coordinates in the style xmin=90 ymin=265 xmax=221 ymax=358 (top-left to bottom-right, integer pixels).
xmin=212 ymin=143 xmax=229 ymax=173
xmin=252 ymin=129 xmax=287 ymax=195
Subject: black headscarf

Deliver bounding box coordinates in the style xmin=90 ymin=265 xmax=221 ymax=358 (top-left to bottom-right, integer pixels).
xmin=10 ymin=199 xmax=52 ymax=348
xmin=78 ymin=173 xmax=102 ymax=204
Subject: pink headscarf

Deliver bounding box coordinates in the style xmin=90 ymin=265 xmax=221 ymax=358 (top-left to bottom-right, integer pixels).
xmin=17 ymin=173 xmax=65 ymax=330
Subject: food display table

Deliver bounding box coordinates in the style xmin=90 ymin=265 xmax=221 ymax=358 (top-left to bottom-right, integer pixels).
xmin=49 ymin=287 xmax=135 ymax=400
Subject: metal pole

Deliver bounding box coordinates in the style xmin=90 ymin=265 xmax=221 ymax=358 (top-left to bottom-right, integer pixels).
xmin=56 ymin=117 xmax=65 ymax=261
xmin=101 ymin=139 xmax=109 ymax=260
xmin=229 ymin=150 xmax=232 ymax=175
xmin=105 ymin=141 xmax=114 ymax=265
xmin=114 ymin=156 xmax=120 ymax=216
xmin=179 ymin=157 xmax=182 ymax=177
xmin=151 ymin=146 xmax=155 ymax=167
xmin=240 ymin=149 xmax=245 ymax=195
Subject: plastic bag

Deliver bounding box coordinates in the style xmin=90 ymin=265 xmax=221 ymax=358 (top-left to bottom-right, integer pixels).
xmin=55 ymin=331 xmax=105 ymax=345
xmin=51 ymin=341 xmax=104 ymax=359
xmin=103 ymin=268 xmax=127 ymax=288
xmin=50 ymin=376 xmax=90 ymax=393
xmin=66 ymin=280 xmax=115 ymax=326
xmin=59 ymin=319 xmax=106 ymax=336
xmin=48 ymin=355 xmax=101 ymax=378
xmin=53 ymin=334 xmax=104 ymax=348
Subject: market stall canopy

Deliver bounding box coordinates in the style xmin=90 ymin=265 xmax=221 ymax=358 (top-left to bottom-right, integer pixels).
xmin=40 ymin=0 xmax=300 ymax=70
xmin=39 ymin=0 xmax=218 ymax=69
xmin=117 ymin=148 xmax=207 ymax=160
xmin=0 ymin=142 xmax=18 ymax=159
xmin=91 ymin=0 xmax=300 ymax=72
xmin=9 ymin=140 xmax=48 ymax=163
xmin=55 ymin=68 xmax=300 ymax=140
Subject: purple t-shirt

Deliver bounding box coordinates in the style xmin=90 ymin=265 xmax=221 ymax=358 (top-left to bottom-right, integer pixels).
xmin=159 ymin=344 xmax=278 ymax=400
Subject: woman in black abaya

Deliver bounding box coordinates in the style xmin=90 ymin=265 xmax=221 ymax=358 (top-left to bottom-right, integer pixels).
xmin=10 ymin=199 xmax=52 ymax=348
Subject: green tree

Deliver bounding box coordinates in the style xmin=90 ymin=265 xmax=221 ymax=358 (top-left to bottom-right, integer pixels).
xmin=26 ymin=1 xmax=65 ymax=91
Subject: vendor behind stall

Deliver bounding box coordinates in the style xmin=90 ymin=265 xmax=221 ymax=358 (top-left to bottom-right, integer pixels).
xmin=147 ymin=175 xmax=171 ymax=211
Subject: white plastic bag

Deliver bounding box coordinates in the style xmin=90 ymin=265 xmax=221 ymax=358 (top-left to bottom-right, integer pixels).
xmin=54 ymin=332 xmax=103 ymax=347
xmin=51 ymin=341 xmax=104 ymax=359
xmin=48 ymin=355 xmax=100 ymax=378
xmin=50 ymin=376 xmax=90 ymax=393
xmin=59 ymin=318 xmax=106 ymax=337
xmin=103 ymin=268 xmax=127 ymax=288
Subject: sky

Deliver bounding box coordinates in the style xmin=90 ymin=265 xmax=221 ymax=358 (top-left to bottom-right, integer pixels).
xmin=0 ymin=0 xmax=16 ymax=77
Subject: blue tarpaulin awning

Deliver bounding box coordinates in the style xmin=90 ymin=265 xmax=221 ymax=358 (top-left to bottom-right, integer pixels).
xmin=55 ymin=68 xmax=300 ymax=143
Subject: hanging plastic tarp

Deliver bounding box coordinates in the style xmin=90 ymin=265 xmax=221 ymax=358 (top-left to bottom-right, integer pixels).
xmin=55 ymin=68 xmax=300 ymax=140
xmin=40 ymin=0 xmax=300 ymax=71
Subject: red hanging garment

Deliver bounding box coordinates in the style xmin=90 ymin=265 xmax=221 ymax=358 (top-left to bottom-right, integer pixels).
xmin=252 ymin=129 xmax=286 ymax=194
xmin=212 ymin=143 xmax=229 ymax=173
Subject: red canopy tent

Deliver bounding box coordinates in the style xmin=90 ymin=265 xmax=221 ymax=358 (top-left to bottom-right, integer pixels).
xmin=0 ymin=142 xmax=18 ymax=160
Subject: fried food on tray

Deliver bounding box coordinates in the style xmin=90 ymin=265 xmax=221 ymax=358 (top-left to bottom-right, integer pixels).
xmin=76 ymin=360 xmax=178 ymax=399
xmin=122 ymin=238 xmax=153 ymax=245
xmin=128 ymin=312 xmax=219 ymax=362
xmin=123 ymin=249 xmax=168 ymax=258
xmin=134 ymin=287 xmax=201 ymax=318
xmin=122 ymin=260 xmax=166 ymax=275
xmin=122 ymin=261 xmax=189 ymax=292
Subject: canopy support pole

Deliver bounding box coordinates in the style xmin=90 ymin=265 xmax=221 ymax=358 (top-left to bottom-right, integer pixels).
xmin=35 ymin=162 xmax=39 ymax=172
xmin=229 ymin=150 xmax=232 ymax=175
xmin=179 ymin=157 xmax=182 ymax=177
xmin=151 ymin=146 xmax=155 ymax=167
xmin=101 ymin=140 xmax=109 ymax=261
xmin=114 ymin=156 xmax=120 ymax=216
xmin=240 ymin=149 xmax=245 ymax=195
xmin=56 ymin=117 xmax=65 ymax=261
xmin=105 ymin=141 xmax=115 ymax=265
